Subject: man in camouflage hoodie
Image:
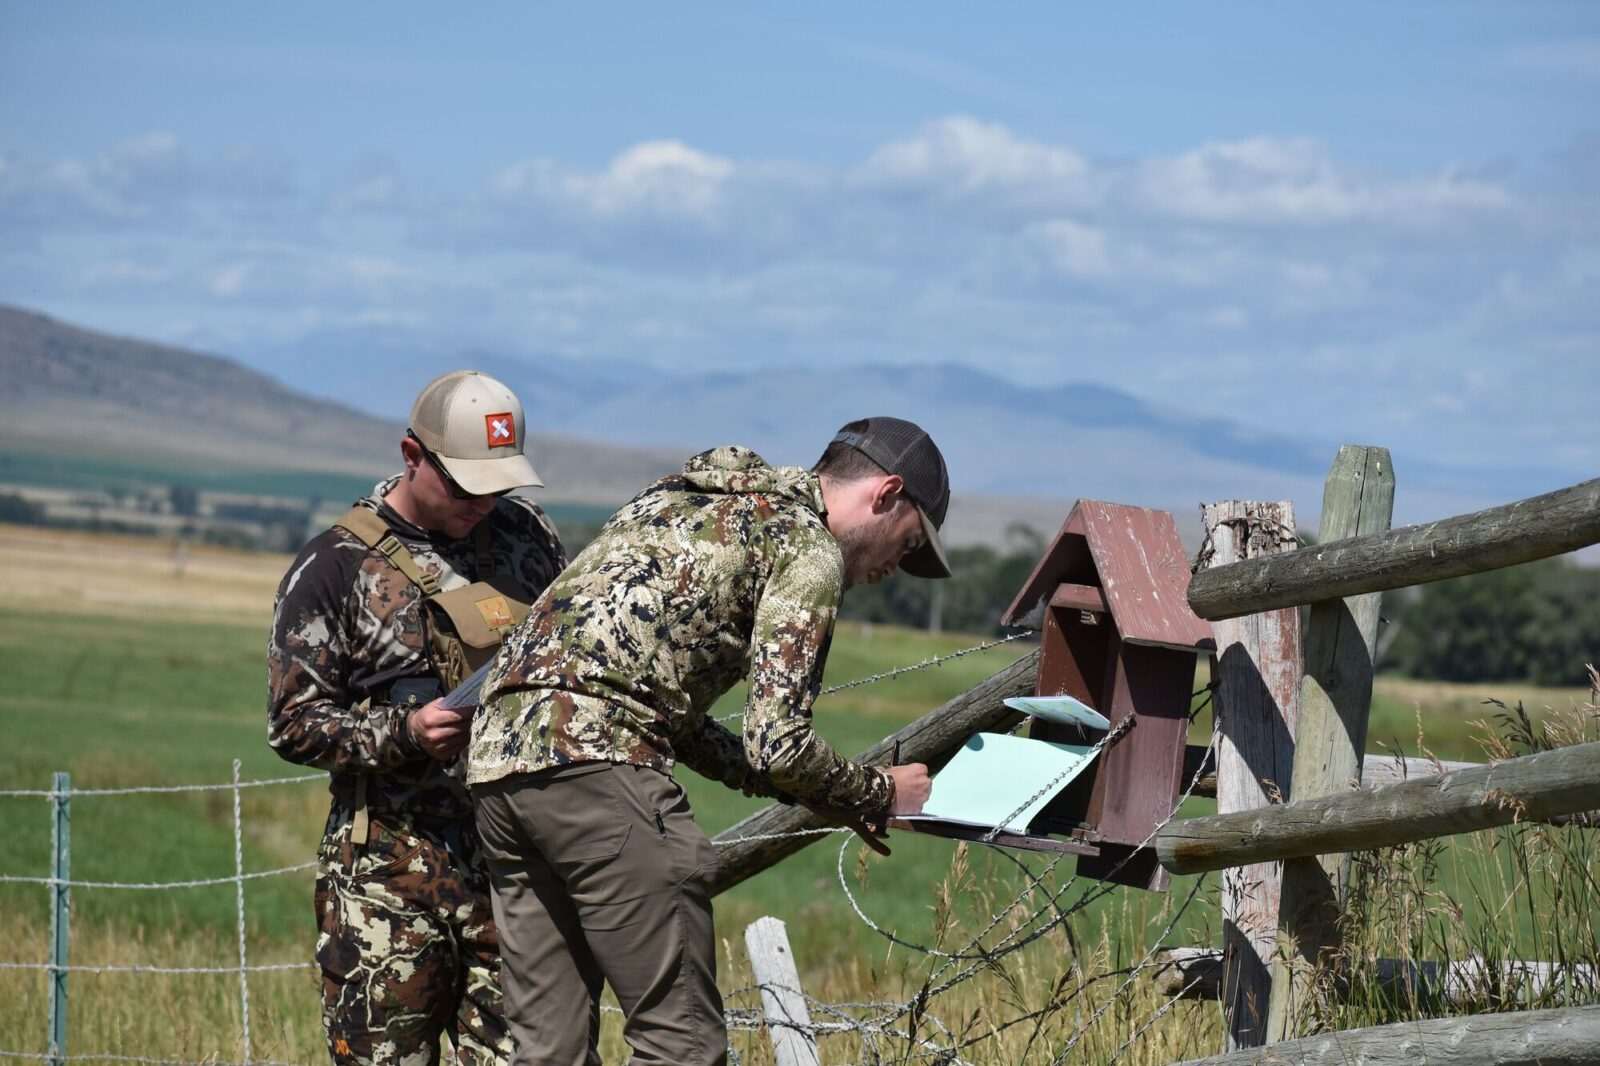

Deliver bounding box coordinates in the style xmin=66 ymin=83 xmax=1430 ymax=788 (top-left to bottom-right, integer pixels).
xmin=269 ymin=372 xmax=567 ymax=1066
xmin=470 ymin=417 xmax=950 ymax=1066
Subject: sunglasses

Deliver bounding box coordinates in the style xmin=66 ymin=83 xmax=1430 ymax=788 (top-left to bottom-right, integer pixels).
xmin=407 ymin=431 xmax=511 ymax=501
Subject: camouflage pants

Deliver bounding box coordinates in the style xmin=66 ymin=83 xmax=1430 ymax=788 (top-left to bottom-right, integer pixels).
xmin=314 ymin=813 xmax=512 ymax=1066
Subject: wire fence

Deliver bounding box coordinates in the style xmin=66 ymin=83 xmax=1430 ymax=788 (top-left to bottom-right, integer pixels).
xmin=0 ymin=633 xmax=1213 ymax=1066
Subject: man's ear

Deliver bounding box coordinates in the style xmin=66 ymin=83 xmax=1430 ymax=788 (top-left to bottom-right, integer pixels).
xmin=871 ymin=474 xmax=905 ymax=513
xmin=399 ymin=436 xmax=425 ymax=474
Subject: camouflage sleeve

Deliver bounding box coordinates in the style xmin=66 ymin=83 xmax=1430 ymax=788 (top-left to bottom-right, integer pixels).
xmin=741 ymin=525 xmax=894 ymax=816
xmin=671 ymin=713 xmax=784 ymax=798
xmin=266 ymin=537 xmax=422 ymax=773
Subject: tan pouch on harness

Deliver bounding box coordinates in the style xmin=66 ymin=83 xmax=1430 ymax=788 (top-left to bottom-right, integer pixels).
xmin=334 ymin=505 xmax=532 ymax=838
xmin=424 ymin=581 xmax=529 ymax=684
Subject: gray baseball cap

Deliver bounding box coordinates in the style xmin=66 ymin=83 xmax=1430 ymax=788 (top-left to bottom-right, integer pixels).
xmin=410 ymin=371 xmax=544 ymax=495
xmin=830 ymin=416 xmax=952 ymax=579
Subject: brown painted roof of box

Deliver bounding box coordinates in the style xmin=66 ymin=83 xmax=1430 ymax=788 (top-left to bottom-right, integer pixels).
xmin=1003 ymin=500 xmax=1215 ymax=652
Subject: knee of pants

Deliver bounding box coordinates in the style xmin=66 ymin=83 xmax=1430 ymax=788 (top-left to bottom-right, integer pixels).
xmin=316 ymin=874 xmax=463 ymax=1055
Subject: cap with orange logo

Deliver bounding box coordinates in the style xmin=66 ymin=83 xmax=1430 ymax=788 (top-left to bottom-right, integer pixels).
xmin=409 ymin=371 xmax=544 ymax=496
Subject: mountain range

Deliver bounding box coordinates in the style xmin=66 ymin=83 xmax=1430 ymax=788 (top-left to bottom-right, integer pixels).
xmin=1 ymin=304 xmax=1571 ymax=548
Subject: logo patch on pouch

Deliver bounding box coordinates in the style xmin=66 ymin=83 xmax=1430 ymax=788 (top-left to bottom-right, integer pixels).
xmin=475 ymin=594 xmax=514 ymax=630
xmin=485 ymin=412 xmax=516 ymax=448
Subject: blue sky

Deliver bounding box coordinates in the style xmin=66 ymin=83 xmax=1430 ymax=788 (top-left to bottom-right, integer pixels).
xmin=2 ymin=3 xmax=1597 ymax=487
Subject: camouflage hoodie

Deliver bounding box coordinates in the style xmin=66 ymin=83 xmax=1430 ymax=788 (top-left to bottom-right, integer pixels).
xmin=470 ymin=446 xmax=894 ymax=817
xmin=268 ymin=480 xmax=566 ymax=835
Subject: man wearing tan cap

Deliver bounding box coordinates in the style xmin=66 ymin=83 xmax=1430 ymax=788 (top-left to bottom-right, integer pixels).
xmin=268 ymin=371 xmax=567 ymax=1066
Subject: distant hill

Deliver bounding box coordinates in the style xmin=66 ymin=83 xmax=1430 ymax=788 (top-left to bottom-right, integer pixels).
xmin=5 ymin=303 xmax=1573 ymax=551
xmin=235 ymin=320 xmax=1570 ymax=534
xmin=0 ymin=305 xmax=681 ymax=506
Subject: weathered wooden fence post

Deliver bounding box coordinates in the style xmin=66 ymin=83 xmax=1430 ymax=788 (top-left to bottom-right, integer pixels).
xmin=745 ymin=917 xmax=820 ymax=1066
xmin=1199 ymin=502 xmax=1302 ymax=1050
xmin=1266 ymin=446 xmax=1394 ymax=1040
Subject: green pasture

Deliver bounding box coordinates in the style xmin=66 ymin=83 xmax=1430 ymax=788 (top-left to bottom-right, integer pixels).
xmin=0 ymin=446 xmax=380 ymax=502
xmin=0 ymin=446 xmax=619 ymax=528
xmin=1 ymin=602 xmax=1594 ymax=1059
xmin=0 ymin=603 xmax=1579 ymax=946
xmin=0 ymin=611 xmax=1159 ymax=953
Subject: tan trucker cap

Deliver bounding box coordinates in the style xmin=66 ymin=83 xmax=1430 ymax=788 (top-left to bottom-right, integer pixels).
xmin=410 ymin=370 xmax=544 ymax=495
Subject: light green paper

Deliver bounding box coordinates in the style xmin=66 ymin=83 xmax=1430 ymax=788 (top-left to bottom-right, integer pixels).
xmin=906 ymin=732 xmax=1098 ymax=833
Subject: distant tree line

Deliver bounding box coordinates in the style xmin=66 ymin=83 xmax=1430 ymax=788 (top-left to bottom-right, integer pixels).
xmin=837 ymin=524 xmax=1047 ymax=636
xmin=1383 ymin=557 xmax=1600 ymax=687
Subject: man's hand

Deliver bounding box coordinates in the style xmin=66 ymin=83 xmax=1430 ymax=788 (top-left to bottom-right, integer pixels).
xmin=887 ymin=762 xmax=932 ymax=816
xmin=406 ymin=698 xmax=473 ymax=760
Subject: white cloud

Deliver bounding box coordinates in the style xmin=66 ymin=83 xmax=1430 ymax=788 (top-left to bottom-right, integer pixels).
xmin=854 ymin=116 xmax=1092 ymax=206
xmin=1128 ymin=136 xmax=1515 ymax=225
xmin=2 ymin=118 xmax=1591 ymax=485
xmin=490 ymin=140 xmax=734 ymax=218
xmin=1027 ymin=218 xmax=1111 ymax=277
xmin=0 ymin=133 xmax=296 ymax=228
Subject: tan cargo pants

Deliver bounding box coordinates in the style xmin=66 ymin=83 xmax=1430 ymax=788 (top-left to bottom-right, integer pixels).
xmin=473 ymin=762 xmax=726 ymax=1066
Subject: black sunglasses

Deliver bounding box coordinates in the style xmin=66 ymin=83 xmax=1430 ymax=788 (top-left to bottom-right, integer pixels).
xmin=407 ymin=431 xmax=510 ymax=501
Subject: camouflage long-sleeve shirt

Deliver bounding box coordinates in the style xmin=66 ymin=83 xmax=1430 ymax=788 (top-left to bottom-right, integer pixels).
xmin=469 ymin=446 xmax=893 ymax=817
xmin=268 ymin=481 xmax=567 ymax=834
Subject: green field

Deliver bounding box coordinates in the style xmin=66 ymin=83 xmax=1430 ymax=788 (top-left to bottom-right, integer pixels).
xmin=0 ymin=446 xmax=620 ymax=529
xmin=1 ymin=588 xmax=1594 ymax=1063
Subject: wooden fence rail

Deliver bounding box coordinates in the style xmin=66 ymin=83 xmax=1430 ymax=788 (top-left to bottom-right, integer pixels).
xmin=1152 ymin=947 xmax=1598 ymax=1007
xmin=1157 ymin=740 xmax=1600 ymax=875
xmin=708 ymin=649 xmax=1037 ymax=896
xmin=1166 ymin=1005 xmax=1600 ymax=1066
xmin=1186 ymin=476 xmax=1600 ymax=622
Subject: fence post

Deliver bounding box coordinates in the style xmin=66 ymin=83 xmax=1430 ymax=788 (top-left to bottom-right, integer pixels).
xmin=1200 ymin=501 xmax=1302 ymax=1051
xmin=1266 ymin=446 xmax=1394 ymax=1041
xmin=231 ymin=759 xmax=252 ymax=1066
xmin=48 ymin=771 xmax=70 ymax=1066
xmin=745 ymin=916 xmax=820 ymax=1066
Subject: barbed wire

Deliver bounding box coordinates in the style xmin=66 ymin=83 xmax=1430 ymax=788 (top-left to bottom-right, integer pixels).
xmin=0 ymin=1054 xmax=303 ymax=1066
xmin=713 ymin=825 xmax=851 ymax=847
xmin=789 ymin=731 xmax=1223 ymax=1063
xmin=715 ymin=630 xmax=1033 ymax=722
xmin=0 ymin=773 xmax=322 ymax=799
xmin=820 ymin=631 xmax=1033 ymax=697
xmin=0 ymin=961 xmax=312 ymax=975
xmin=0 ymin=862 xmax=316 ymax=890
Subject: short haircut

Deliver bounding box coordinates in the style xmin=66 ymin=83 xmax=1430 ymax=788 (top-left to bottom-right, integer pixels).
xmin=811 ymin=419 xmax=889 ymax=481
